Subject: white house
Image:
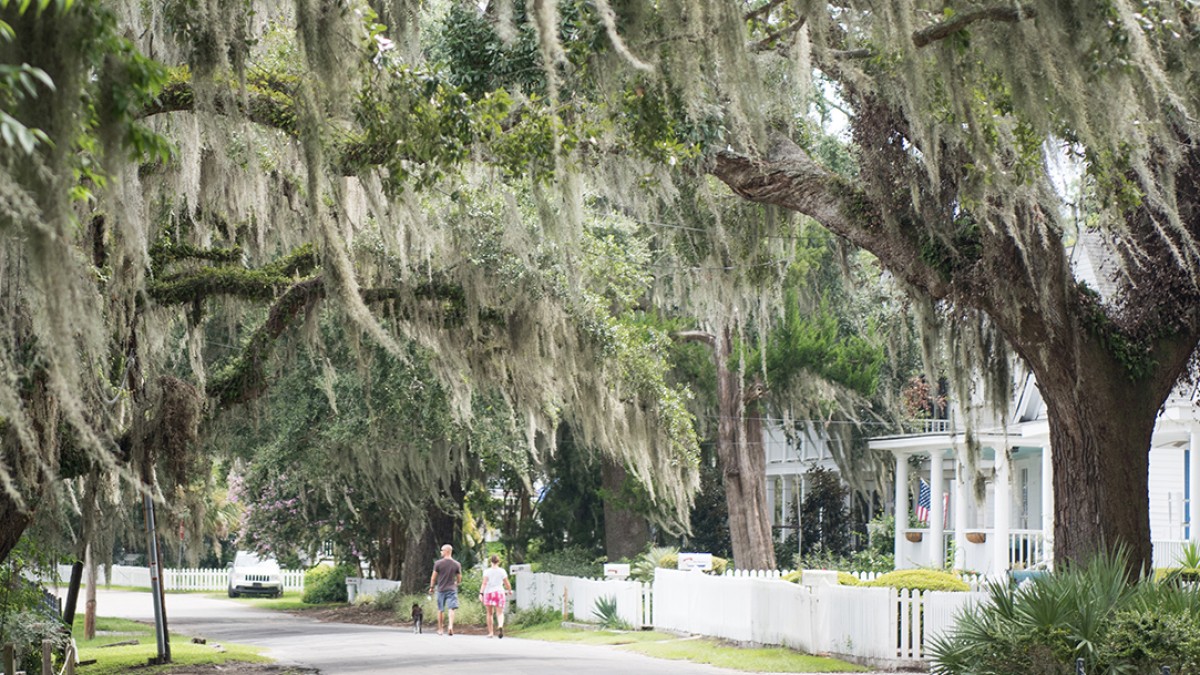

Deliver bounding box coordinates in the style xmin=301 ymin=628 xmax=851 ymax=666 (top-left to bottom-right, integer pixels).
xmin=871 ymin=236 xmax=1200 ymax=575
xmin=764 ymin=421 xmax=883 ymax=554
xmin=871 ymin=378 xmax=1200 ymax=575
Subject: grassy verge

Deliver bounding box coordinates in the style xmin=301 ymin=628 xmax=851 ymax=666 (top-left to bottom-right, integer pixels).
xmin=206 ymin=590 xmax=325 ymax=611
xmin=511 ymin=625 xmax=677 ymax=645
xmin=74 ymin=616 xmax=270 ymax=675
xmin=622 ymin=637 xmax=869 ymax=673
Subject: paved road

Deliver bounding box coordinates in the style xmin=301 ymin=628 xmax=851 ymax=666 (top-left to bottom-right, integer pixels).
xmin=84 ymin=590 xmax=769 ymax=674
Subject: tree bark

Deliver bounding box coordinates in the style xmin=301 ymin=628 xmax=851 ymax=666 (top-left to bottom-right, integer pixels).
xmin=713 ymin=327 xmax=776 ymax=571
xmin=399 ymin=483 xmax=463 ymax=593
xmin=601 ymin=457 xmax=650 ymax=561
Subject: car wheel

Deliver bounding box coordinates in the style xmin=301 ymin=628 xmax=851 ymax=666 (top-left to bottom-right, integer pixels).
xmin=228 ymin=587 xmax=238 ymax=598
xmin=275 ymin=589 xmax=283 ymax=598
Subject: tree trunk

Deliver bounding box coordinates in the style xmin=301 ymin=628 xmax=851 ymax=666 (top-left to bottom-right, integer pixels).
xmin=1033 ymin=346 xmax=1162 ymax=573
xmin=601 ymin=457 xmax=650 ymax=560
xmin=0 ymin=496 xmax=32 ymax=564
xmin=399 ymin=485 xmax=462 ymax=593
xmin=714 ymin=327 xmax=776 ymax=570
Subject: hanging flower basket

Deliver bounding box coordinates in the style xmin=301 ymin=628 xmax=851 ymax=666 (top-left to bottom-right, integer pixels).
xmin=904 ymin=532 xmax=923 ymax=543
xmin=965 ymin=532 xmax=987 ymax=544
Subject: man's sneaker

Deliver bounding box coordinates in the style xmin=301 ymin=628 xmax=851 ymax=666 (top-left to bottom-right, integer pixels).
xmin=498 ymin=627 xmax=503 ymax=639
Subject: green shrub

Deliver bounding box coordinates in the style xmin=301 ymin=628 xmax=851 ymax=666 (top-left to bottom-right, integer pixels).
xmin=781 ymin=570 xmax=802 ymax=583
xmin=302 ymin=563 xmax=356 ymax=604
xmin=370 ymin=586 xmax=404 ymax=611
xmin=533 ymin=547 xmax=603 ymax=577
xmin=838 ymin=571 xmax=862 ymax=586
xmin=863 ymin=569 xmax=969 ymax=592
xmin=457 ymin=566 xmax=483 ymax=597
xmin=930 ymin=551 xmax=1200 ymax=674
xmin=509 ymin=604 xmax=560 ymax=629
xmin=1099 ymin=609 xmax=1200 ymax=672
xmin=631 ymin=546 xmax=678 ymax=582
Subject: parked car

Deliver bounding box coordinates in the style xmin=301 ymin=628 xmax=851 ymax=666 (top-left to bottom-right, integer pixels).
xmin=227 ymin=551 xmax=283 ymax=598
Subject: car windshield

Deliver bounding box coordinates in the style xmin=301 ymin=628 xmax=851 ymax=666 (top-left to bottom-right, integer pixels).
xmin=234 ymin=552 xmax=267 ymax=567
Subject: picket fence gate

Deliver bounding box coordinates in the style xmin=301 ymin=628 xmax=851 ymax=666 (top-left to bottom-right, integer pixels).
xmin=516 ymin=568 xmax=987 ymax=668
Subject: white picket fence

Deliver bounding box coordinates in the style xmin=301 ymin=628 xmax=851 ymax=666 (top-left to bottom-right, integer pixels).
xmin=721 ymin=568 xmax=985 ymax=591
xmin=52 ymin=564 xmax=305 ymax=592
xmin=516 ymin=568 xmax=987 ymax=668
xmin=514 ymin=572 xmax=651 ymax=629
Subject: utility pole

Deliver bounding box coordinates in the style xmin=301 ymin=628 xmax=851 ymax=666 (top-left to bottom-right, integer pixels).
xmin=143 ymin=494 xmax=171 ymax=664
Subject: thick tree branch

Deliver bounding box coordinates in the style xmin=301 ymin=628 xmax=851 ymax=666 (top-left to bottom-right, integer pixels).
xmin=830 ymin=4 xmax=1037 ymax=60
xmin=205 ymin=274 xmax=502 ymax=408
xmin=673 ymin=330 xmax=715 ymax=346
xmin=710 ymin=136 xmax=951 ymax=298
xmin=912 ymin=5 xmax=1037 ymax=48
xmin=744 ymin=0 xmax=787 ymax=23
xmin=750 ymin=16 xmax=807 ymax=52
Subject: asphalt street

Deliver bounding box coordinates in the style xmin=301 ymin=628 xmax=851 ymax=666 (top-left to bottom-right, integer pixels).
xmin=80 ymin=590 xmax=768 ymax=674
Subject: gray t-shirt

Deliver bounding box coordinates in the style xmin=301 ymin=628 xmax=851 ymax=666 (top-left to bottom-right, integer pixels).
xmin=433 ymin=557 xmax=461 ymax=592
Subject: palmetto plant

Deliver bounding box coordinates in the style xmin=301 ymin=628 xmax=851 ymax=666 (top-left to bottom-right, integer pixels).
xmin=1178 ymin=541 xmax=1200 ymax=571
xmin=930 ymin=550 xmax=1200 ymax=675
xmin=592 ymin=595 xmax=629 ymax=630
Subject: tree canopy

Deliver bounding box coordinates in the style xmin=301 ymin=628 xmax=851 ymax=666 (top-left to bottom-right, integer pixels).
xmin=3 ymin=0 xmax=1196 ymax=577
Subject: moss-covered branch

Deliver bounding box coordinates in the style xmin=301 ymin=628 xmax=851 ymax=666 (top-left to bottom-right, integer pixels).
xmin=711 ymin=135 xmax=953 ymax=298
xmin=207 ymin=277 xmax=326 ymax=407
xmin=147 ymin=70 xmax=299 ymax=135
xmin=148 ymin=244 xmax=319 ymax=305
xmin=207 ymin=275 xmax=504 ymax=408
xmin=912 ymin=4 xmax=1037 ymax=49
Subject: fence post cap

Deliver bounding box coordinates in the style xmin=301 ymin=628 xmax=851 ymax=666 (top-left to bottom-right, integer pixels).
xmin=800 ymin=570 xmax=839 ymax=587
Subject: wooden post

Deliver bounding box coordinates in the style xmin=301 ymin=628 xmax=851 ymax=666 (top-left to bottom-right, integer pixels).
xmin=3 ymin=643 xmax=14 ymax=675
xmin=562 ymin=587 xmax=568 ymax=621
xmin=42 ymin=638 xmax=52 ymax=675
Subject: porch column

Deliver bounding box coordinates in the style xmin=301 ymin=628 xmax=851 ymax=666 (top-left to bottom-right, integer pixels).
xmin=781 ymin=476 xmax=792 ymax=542
xmin=954 ymin=453 xmax=967 ymax=570
xmin=894 ymin=451 xmax=908 ymax=565
xmin=797 ymin=476 xmax=806 ymax=559
xmin=766 ymin=477 xmax=779 ymax=542
xmin=1190 ymin=428 xmax=1200 ymax=541
xmin=994 ymin=446 xmax=1012 ymax=574
xmin=929 ymin=448 xmax=946 ymax=568
xmin=1041 ymin=444 xmax=1054 ymax=567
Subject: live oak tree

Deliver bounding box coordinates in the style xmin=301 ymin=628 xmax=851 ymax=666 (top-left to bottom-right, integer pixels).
xmin=6 ymin=0 xmax=1190 ymax=582
xmin=0 ymin=0 xmax=702 ymax=565
xmin=707 ymin=1 xmax=1200 ymax=573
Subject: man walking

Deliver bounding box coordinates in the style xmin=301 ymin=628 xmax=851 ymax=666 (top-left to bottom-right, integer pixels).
xmin=428 ymin=544 xmax=462 ymax=636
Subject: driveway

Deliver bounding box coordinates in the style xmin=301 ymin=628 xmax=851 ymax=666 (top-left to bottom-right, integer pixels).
xmin=86 ymin=590 xmax=764 ymax=674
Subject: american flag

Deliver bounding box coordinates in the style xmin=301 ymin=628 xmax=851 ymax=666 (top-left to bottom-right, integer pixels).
xmin=915 ymin=477 xmax=931 ymax=524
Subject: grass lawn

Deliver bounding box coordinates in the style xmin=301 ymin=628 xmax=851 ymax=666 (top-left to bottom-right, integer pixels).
xmin=511 ymin=624 xmax=679 ymax=646
xmin=622 ymin=637 xmax=869 ymax=673
xmin=206 ymin=590 xmax=325 ymax=611
xmin=73 ymin=616 xmax=269 ymax=675
xmin=508 ymin=622 xmax=867 ymax=672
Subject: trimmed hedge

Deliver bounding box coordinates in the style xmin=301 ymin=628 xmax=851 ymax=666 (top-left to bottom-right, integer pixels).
xmin=862 ymin=569 xmax=969 ymax=592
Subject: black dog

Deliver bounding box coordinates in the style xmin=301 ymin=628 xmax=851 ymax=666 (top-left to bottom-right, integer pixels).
xmin=411 ymin=603 xmax=424 ymax=634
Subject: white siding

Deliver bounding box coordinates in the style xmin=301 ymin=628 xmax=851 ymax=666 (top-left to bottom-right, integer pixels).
xmin=1149 ymin=446 xmax=1187 ymax=541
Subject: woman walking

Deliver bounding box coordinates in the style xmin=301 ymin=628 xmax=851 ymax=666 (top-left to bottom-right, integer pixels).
xmin=479 ymin=554 xmax=513 ymax=638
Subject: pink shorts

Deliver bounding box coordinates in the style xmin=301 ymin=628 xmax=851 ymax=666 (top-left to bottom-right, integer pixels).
xmin=482 ymin=589 xmax=507 ymax=608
